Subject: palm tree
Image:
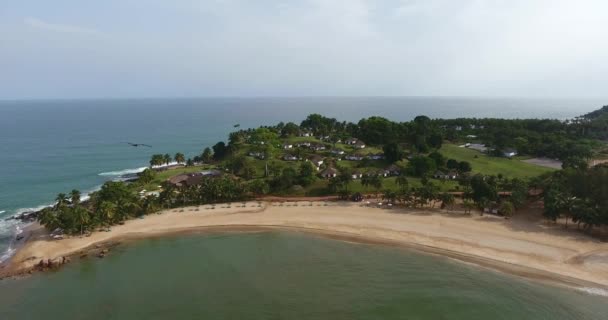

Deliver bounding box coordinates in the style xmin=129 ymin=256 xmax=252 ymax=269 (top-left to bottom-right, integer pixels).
xmin=163 ymin=153 xmax=172 ymax=166
xmin=174 ymin=152 xmax=185 ymax=164
xmin=370 ymin=175 xmax=383 ymax=200
xmin=37 ymin=207 xmax=60 ymax=230
xmin=396 ymin=174 xmax=409 ymax=191
xmin=73 ymin=206 xmax=90 ymax=235
xmin=97 ymin=201 xmax=117 ymax=225
xmin=55 ymin=193 xmax=69 ymax=209
xmin=70 ymin=189 xmax=81 ymax=206
xmin=337 ymin=167 xmax=353 ymax=192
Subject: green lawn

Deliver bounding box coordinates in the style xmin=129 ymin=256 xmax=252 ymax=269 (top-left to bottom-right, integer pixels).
xmin=439 ymin=144 xmax=555 ymax=179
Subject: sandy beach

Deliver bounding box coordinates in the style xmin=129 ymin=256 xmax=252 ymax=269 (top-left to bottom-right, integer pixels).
xmin=3 ymin=201 xmax=608 ymax=289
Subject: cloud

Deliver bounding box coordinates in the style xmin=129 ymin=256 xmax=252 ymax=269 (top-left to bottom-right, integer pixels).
xmin=24 ymin=17 xmax=102 ymax=35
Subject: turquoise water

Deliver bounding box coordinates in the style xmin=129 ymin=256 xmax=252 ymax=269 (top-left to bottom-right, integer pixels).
xmin=0 ymin=232 xmax=606 ymax=319
xmin=0 ymin=97 xmax=603 ymax=260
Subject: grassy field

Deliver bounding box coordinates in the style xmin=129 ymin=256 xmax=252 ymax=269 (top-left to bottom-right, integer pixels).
xmin=439 ymin=144 xmax=555 ymax=179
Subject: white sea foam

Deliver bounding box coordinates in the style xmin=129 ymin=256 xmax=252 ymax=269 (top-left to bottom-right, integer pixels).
xmin=99 ymin=166 xmax=148 ymax=176
xmin=577 ymin=287 xmax=608 ymax=297
xmin=0 ymin=210 xmax=5 ymax=214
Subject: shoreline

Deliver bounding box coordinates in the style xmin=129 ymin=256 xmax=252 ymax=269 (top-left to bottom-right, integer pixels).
xmin=2 ymin=201 xmax=608 ymax=293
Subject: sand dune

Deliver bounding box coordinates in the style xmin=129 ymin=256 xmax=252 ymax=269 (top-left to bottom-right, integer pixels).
xmin=4 ymin=201 xmax=608 ymax=289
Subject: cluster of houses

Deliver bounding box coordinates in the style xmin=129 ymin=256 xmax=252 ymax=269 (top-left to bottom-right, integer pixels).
xmin=344 ymin=138 xmax=366 ymax=149
xmin=433 ymin=170 xmax=459 ymax=180
xmin=343 ymin=153 xmax=384 ymax=161
xmin=319 ymin=164 xmax=402 ymax=180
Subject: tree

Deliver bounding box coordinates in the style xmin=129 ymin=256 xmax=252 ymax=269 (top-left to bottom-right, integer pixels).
xmin=446 ymin=159 xmax=459 ymax=170
xmin=383 ymin=143 xmax=404 ymax=163
xmin=298 ymin=162 xmax=316 ymax=186
xmin=212 ymin=142 xmax=228 ymax=160
xmin=407 ymin=156 xmax=436 ymax=177
xmin=248 ymin=179 xmax=270 ymax=196
xmin=439 ymin=192 xmax=455 ymax=211
xmin=281 ymin=122 xmax=300 ymax=137
xmin=241 ymin=161 xmax=257 ymax=180
xmin=150 ymin=154 xmax=165 ymax=167
xmin=370 ymin=175 xmax=383 ymax=199
xmin=458 ymin=161 xmax=472 ymax=173
xmin=500 ymin=201 xmax=515 ymax=217
xmin=463 ymin=199 xmax=475 ymax=214
xmin=97 ymin=201 xmax=117 ymax=225
xmin=163 ymin=153 xmax=172 ymax=165
xmin=382 ymin=190 xmax=397 ymax=204
xmin=396 ymin=174 xmax=409 ymax=191
xmin=428 ymin=132 xmax=443 ymax=149
xmin=337 ymin=167 xmax=353 ymax=192
xmin=73 ymin=206 xmax=90 ymax=235
xmin=174 ymin=152 xmax=185 ymax=164
xmin=138 ymin=168 xmax=156 ymax=185
xmin=70 ymin=189 xmax=81 ymax=206
xmin=428 ymin=151 xmax=446 ymax=168
xmin=55 ymin=193 xmax=69 ymax=209
xmin=201 ymin=147 xmax=213 ymax=163
xmin=37 ymin=207 xmax=60 ymax=230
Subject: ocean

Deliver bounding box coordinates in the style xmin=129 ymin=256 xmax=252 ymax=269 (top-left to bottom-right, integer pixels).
xmin=1 ymin=232 xmax=606 ymax=319
xmin=0 ymin=97 xmax=603 ymax=261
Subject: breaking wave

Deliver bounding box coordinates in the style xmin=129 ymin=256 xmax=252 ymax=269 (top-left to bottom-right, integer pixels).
xmin=98 ymin=167 xmax=148 ymax=177
xmin=577 ymin=287 xmax=608 ymax=297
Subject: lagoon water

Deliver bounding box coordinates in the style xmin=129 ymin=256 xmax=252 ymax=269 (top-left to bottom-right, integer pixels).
xmin=1 ymin=232 xmax=606 ymax=319
xmin=0 ymin=97 xmax=604 ymax=261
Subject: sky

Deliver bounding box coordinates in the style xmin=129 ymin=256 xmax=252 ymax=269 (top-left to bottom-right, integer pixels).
xmin=1 ymin=0 xmax=607 ymax=99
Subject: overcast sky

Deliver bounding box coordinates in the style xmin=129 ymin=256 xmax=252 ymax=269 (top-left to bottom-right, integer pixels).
xmin=1 ymin=0 xmax=607 ymax=99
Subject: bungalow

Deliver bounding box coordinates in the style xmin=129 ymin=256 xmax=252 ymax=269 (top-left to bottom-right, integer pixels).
xmin=248 ymin=151 xmax=265 ymax=160
xmin=330 ymin=149 xmax=345 ymax=155
xmin=345 ymin=154 xmax=365 ymax=161
xmin=345 ymin=138 xmax=359 ymax=145
xmin=367 ymin=153 xmax=384 ymax=160
xmin=295 ymin=142 xmax=311 ymax=147
xmin=503 ymin=148 xmax=518 ymax=158
xmin=320 ymin=167 xmax=338 ymax=179
xmin=299 ymin=131 xmax=312 ymax=137
xmin=354 ymin=141 xmax=366 ymax=149
xmin=385 ymin=164 xmax=401 ymax=176
xmin=368 ymin=169 xmax=388 ymax=177
xmin=167 ymin=170 xmax=221 ymax=187
xmin=307 ymin=155 xmax=324 ymax=168
xmin=466 ymin=143 xmax=488 ymax=153
xmin=433 ymin=170 xmax=459 ymax=180
xmin=283 ymin=154 xmax=298 ymax=161
xmin=351 ymin=171 xmax=363 ymax=179
xmin=466 ymin=135 xmax=477 ymax=139
xmin=283 ymin=143 xmax=293 ymax=150
xmin=446 ymin=170 xmax=459 ymax=179
xmin=455 ymin=126 xmax=463 ymax=131
xmin=310 ymin=144 xmax=326 ymax=151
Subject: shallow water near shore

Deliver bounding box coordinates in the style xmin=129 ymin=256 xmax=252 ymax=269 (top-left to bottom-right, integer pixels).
xmin=1 ymin=232 xmax=606 ymax=319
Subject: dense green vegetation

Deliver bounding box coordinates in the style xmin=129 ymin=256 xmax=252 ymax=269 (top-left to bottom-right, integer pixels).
xmin=37 ymin=107 xmax=608 ymax=234
xmin=541 ymin=164 xmax=608 ymax=230
xmin=38 ymin=175 xmax=249 ymax=235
